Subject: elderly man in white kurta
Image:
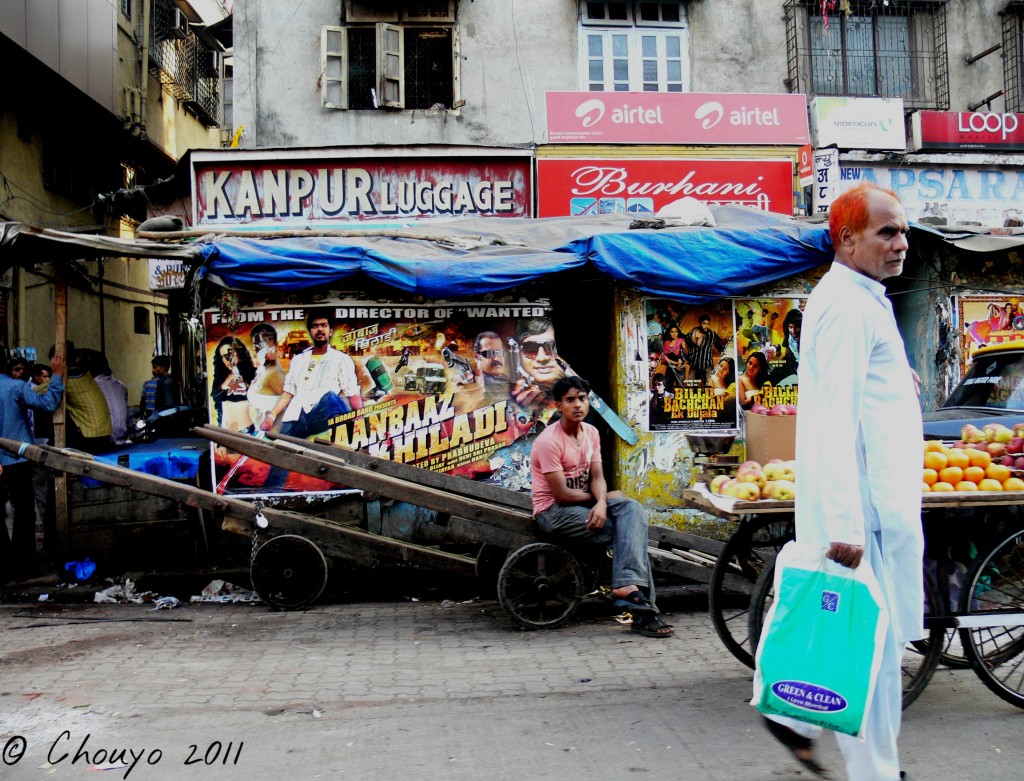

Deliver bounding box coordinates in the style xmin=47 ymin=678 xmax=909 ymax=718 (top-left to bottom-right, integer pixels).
xmin=760 ymin=184 xmax=924 ymax=781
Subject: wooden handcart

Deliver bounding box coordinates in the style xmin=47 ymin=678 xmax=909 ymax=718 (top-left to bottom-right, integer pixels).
xmin=0 ymin=432 xmax=727 ymax=632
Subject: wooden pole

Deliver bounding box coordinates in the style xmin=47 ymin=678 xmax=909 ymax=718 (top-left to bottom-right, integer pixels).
xmin=53 ymin=269 xmax=68 ymax=554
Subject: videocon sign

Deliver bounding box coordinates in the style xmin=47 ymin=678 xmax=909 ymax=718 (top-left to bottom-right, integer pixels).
xmin=810 ymin=97 xmax=906 ymax=150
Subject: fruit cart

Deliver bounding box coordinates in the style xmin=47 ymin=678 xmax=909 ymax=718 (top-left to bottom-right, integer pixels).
xmin=684 ymin=485 xmax=1024 ymax=710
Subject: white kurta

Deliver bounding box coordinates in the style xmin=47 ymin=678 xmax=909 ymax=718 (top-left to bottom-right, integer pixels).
xmin=795 ymin=261 xmax=924 ymax=646
xmin=281 ymin=348 xmax=359 ymax=422
xmin=772 ymin=261 xmax=924 ymax=781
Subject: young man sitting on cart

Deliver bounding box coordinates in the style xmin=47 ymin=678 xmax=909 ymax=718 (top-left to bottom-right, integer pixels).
xmin=530 ymin=376 xmax=672 ymax=638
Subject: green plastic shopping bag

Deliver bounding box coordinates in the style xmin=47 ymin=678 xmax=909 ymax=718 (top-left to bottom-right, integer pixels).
xmin=752 ymin=542 xmax=889 ymax=739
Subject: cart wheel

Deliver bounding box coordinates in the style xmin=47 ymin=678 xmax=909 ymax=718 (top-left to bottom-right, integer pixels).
xmin=475 ymin=544 xmax=509 ymax=601
xmin=901 ymin=572 xmax=944 ymax=709
xmin=498 ymin=542 xmax=583 ymax=630
xmin=747 ymin=560 xmax=943 ymax=710
xmin=958 ymin=528 xmax=1024 ymax=709
xmin=250 ymin=534 xmax=329 ymax=610
xmin=708 ymin=516 xmax=794 ymax=669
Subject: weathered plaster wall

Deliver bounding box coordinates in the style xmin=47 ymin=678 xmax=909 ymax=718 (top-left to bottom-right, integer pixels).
xmin=944 ymin=0 xmax=1010 ymax=113
xmin=687 ymin=0 xmax=789 ymax=94
xmin=233 ymin=0 xmax=578 ymax=148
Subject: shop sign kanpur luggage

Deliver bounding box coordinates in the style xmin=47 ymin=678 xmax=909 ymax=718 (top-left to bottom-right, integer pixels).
xmin=752 ymin=542 xmax=889 ymax=739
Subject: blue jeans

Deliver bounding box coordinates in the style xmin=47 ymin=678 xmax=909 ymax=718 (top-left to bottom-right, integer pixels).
xmin=263 ymin=393 xmax=352 ymax=491
xmin=535 ymin=496 xmax=654 ymax=597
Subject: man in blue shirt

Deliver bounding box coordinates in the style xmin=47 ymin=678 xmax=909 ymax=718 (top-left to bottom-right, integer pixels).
xmin=0 ymin=353 xmax=65 ymax=580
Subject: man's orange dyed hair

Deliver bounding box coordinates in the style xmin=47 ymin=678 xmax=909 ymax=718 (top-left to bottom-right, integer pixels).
xmin=828 ymin=183 xmax=900 ymax=241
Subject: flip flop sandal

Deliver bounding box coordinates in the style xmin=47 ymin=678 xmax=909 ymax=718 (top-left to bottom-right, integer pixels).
xmin=631 ymin=614 xmax=673 ymax=638
xmin=762 ymin=717 xmax=832 ymax=779
xmin=612 ymin=590 xmax=659 ymax=616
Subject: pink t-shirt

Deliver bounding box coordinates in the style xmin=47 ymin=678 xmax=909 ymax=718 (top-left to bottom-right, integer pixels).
xmin=530 ymin=421 xmax=602 ymax=515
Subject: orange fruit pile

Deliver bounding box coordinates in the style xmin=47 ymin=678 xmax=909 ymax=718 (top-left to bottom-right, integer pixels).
xmin=922 ymin=440 xmax=1024 ymax=492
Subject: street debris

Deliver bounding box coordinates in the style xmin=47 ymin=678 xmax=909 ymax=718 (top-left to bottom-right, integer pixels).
xmin=93 ymin=579 xmax=158 ymax=605
xmin=64 ymin=557 xmax=97 ymax=581
xmin=151 ymin=596 xmax=180 ymax=610
xmin=189 ymin=579 xmax=262 ymax=604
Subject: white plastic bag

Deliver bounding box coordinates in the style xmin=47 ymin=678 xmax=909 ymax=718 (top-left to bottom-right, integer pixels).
xmin=752 ymin=542 xmax=889 ymax=738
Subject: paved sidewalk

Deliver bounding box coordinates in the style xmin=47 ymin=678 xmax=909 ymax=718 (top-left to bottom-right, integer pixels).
xmin=0 ymin=597 xmax=1020 ymax=780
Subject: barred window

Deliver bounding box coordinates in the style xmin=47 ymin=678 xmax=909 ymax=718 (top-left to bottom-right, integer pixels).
xmin=1003 ymin=1 xmax=1024 ymax=113
xmin=784 ymin=0 xmax=949 ymax=111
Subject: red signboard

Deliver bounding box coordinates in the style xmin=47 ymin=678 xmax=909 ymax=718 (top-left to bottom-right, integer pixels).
xmin=913 ymin=111 xmax=1024 ymax=151
xmin=193 ymin=157 xmax=532 ymax=224
xmin=536 ymin=158 xmax=795 ymax=217
xmin=545 ymin=92 xmax=809 ymax=145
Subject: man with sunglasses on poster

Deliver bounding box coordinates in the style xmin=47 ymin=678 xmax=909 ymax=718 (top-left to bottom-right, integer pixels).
xmin=473 ymin=331 xmax=509 ymax=397
xmin=510 ymin=318 xmax=565 ymax=411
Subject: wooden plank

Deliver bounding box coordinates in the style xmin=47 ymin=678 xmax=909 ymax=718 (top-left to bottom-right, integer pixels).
xmin=54 ymin=271 xmax=68 ymax=554
xmin=195 ymin=426 xmax=535 ymax=533
xmin=647 ymin=548 xmax=714 ymax=585
xmin=648 ymin=526 xmax=726 ymax=558
xmin=228 ymin=512 xmax=477 ymax=577
xmin=273 ymin=431 xmax=534 ymax=512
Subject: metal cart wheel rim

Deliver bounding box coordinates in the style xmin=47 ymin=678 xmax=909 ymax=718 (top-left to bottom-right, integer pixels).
xmin=708 ymin=515 xmax=794 ymax=669
xmin=497 ymin=542 xmax=583 ymax=630
xmin=958 ymin=528 xmax=1024 ymax=709
xmin=250 ymin=534 xmax=329 ymax=610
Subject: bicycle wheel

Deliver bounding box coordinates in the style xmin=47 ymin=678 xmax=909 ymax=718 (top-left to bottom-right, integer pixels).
xmin=747 ymin=560 xmax=942 ymax=710
xmin=708 ymin=515 xmax=794 ymax=668
xmin=958 ymin=528 xmax=1024 ymax=709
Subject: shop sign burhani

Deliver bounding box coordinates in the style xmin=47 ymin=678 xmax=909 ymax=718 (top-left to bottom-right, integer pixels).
xmin=537 ymin=158 xmax=794 ymax=217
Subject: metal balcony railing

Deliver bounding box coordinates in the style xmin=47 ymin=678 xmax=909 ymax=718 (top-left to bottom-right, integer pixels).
xmin=1003 ymin=1 xmax=1024 ymax=113
xmin=149 ymin=0 xmax=222 ymax=126
xmin=785 ymin=0 xmax=949 ymax=111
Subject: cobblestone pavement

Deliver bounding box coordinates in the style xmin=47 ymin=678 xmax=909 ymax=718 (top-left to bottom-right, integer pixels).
xmin=0 ymin=597 xmax=1021 ymax=780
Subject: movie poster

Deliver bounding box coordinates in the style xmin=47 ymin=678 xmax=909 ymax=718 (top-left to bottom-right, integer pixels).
xmin=204 ymin=302 xmax=562 ymax=496
xmin=958 ymin=295 xmax=1024 ymax=373
xmin=646 ymin=299 xmax=737 ymax=431
xmin=734 ymin=297 xmax=804 ymax=411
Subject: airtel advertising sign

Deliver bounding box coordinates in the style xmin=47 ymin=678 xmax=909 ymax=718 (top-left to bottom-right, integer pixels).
xmin=545 ymin=92 xmax=809 ymax=145
xmin=536 ymin=158 xmax=795 ymax=217
xmin=912 ymin=111 xmax=1024 ymax=151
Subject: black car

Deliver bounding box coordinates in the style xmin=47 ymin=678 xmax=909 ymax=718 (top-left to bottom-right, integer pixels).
xmin=922 ymin=343 xmax=1024 ymax=440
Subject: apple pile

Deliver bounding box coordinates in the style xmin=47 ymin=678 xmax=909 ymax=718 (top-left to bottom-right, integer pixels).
xmin=709 ymin=459 xmax=796 ymax=501
xmin=748 ymin=403 xmax=797 ymax=416
xmin=923 ymin=425 xmax=1024 ymax=493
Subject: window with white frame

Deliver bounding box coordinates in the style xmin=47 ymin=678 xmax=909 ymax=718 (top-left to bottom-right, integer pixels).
xmin=322 ymin=1 xmax=458 ymax=110
xmin=579 ymin=1 xmax=689 ymax=92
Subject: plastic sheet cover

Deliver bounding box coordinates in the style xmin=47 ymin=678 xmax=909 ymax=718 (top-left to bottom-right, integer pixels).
xmin=196 ymin=207 xmax=834 ymax=302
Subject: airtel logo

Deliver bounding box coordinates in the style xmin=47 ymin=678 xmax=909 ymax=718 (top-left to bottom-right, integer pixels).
xmin=695 ymin=101 xmax=724 ymax=130
xmin=575 ymin=99 xmax=606 ymax=128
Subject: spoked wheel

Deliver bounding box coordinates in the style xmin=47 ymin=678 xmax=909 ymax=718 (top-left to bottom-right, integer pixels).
xmin=497 ymin=542 xmax=583 ymax=630
xmin=958 ymin=528 xmax=1024 ymax=709
xmin=475 ymin=544 xmax=509 ymax=601
xmin=250 ymin=534 xmax=329 ymax=610
xmin=708 ymin=516 xmax=794 ymax=668
xmin=902 ymin=573 xmax=944 ymax=709
xmin=747 ymin=560 xmax=942 ymax=710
